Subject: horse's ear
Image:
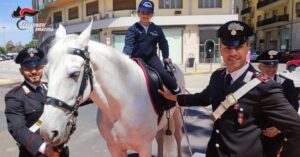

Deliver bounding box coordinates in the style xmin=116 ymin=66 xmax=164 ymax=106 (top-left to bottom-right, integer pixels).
xmin=77 ymin=22 xmax=92 ymax=47
xmin=55 ymin=24 xmax=67 ymax=39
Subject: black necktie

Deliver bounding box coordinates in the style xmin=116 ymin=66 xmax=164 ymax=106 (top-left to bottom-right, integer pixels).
xmin=224 ymin=74 xmax=232 ymax=91
xmin=36 ymin=86 xmax=45 ymax=99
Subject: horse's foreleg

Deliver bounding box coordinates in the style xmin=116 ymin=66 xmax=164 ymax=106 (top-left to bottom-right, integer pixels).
xmin=174 ymin=109 xmax=183 ymax=157
xmin=156 ymin=129 xmax=165 ymax=157
xmin=107 ymin=145 xmax=127 ymax=157
xmin=138 ymin=143 xmax=152 ymax=157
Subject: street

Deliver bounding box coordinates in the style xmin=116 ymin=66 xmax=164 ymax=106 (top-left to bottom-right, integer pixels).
xmin=0 ymin=60 xmax=289 ymax=157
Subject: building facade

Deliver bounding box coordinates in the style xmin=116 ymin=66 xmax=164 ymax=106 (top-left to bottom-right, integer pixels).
xmin=241 ymin=0 xmax=300 ymax=53
xmin=33 ymin=0 xmax=238 ymax=65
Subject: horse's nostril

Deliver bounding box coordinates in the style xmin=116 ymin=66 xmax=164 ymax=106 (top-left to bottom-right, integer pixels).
xmin=51 ymin=130 xmax=59 ymax=140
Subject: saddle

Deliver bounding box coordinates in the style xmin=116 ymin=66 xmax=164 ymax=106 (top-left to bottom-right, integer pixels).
xmin=131 ymin=58 xmax=176 ymax=121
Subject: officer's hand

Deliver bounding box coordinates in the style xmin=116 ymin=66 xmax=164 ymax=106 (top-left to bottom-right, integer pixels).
xmin=158 ymin=86 xmax=177 ymax=102
xmin=263 ymin=126 xmax=281 ymax=138
xmin=164 ymin=58 xmax=172 ymax=64
xmin=45 ymin=144 xmax=60 ymax=157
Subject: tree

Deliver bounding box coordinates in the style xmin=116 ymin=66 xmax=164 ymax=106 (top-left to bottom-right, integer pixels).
xmin=0 ymin=46 xmax=6 ymax=54
xmin=13 ymin=43 xmax=24 ymax=53
xmin=25 ymin=39 xmax=39 ymax=48
xmin=5 ymin=40 xmax=15 ymax=52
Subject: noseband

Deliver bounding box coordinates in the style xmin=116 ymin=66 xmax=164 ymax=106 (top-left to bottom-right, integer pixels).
xmin=46 ymin=47 xmax=93 ymax=138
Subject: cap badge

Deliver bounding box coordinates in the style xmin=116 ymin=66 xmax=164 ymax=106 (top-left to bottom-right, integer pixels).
xmin=228 ymin=23 xmax=244 ymax=36
xmin=268 ymin=50 xmax=278 ymax=59
xmin=143 ymin=2 xmax=152 ymax=8
xmin=27 ymin=48 xmax=38 ymax=58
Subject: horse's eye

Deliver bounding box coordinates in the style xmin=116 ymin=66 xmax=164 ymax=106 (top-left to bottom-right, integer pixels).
xmin=69 ymin=71 xmax=80 ymax=79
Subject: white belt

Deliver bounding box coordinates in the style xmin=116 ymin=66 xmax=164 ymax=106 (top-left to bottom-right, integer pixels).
xmin=29 ymin=115 xmax=43 ymax=133
xmin=210 ymin=78 xmax=261 ymax=122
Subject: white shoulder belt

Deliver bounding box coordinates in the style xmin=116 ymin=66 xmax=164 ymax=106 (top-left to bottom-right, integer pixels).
xmin=210 ymin=78 xmax=261 ymax=122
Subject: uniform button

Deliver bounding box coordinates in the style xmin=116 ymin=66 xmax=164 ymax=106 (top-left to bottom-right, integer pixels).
xmin=284 ymin=138 xmax=288 ymax=142
xmin=216 ymin=129 xmax=220 ymax=134
xmin=33 ymin=109 xmax=36 ymax=112
xmin=215 ymin=143 xmax=219 ymax=148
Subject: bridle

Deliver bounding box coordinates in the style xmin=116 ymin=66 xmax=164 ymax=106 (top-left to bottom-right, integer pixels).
xmin=46 ymin=46 xmax=94 ymax=138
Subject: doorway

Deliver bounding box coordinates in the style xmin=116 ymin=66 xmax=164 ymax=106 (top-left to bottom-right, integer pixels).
xmin=204 ymin=40 xmax=215 ymax=63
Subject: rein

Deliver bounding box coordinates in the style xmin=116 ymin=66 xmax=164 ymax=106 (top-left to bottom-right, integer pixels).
xmin=46 ymin=47 xmax=93 ymax=138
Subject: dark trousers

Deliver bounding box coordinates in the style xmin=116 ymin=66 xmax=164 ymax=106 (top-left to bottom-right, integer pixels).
xmin=262 ymin=135 xmax=283 ymax=157
xmin=144 ymin=55 xmax=178 ymax=93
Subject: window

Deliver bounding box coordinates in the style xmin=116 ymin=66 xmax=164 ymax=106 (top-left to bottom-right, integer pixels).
xmin=264 ymin=12 xmax=269 ymax=19
xmin=113 ymin=0 xmax=136 ymax=11
xmin=68 ymin=7 xmax=78 ymax=20
xmin=297 ymin=2 xmax=300 ymax=17
xmin=159 ymin=0 xmax=183 ymax=9
xmin=86 ymin=1 xmax=98 ymax=16
xmin=199 ymin=0 xmax=222 ymax=8
xmin=243 ymin=0 xmax=251 ymax=8
xmin=235 ymin=6 xmax=239 ymax=14
xmin=53 ymin=11 xmax=62 ymax=24
xmin=272 ymin=10 xmax=277 ymax=17
xmin=90 ymin=30 xmax=100 ymax=42
xmin=284 ymin=6 xmax=287 ymax=15
xmin=258 ymin=15 xmax=261 ymax=21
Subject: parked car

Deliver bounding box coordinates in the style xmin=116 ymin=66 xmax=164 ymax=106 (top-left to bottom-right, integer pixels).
xmin=0 ymin=54 xmax=5 ymax=61
xmin=280 ymin=50 xmax=300 ymax=63
xmin=280 ymin=68 xmax=300 ymax=99
xmin=286 ymin=59 xmax=300 ymax=72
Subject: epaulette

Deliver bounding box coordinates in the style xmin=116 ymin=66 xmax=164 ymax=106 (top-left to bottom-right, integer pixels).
xmin=41 ymin=82 xmax=48 ymax=90
xmin=22 ymin=85 xmax=30 ymax=95
xmin=253 ymin=71 xmax=270 ymax=83
xmin=11 ymin=83 xmax=23 ymax=93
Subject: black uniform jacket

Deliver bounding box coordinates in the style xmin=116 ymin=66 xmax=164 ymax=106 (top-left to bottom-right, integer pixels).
xmin=177 ymin=64 xmax=300 ymax=157
xmin=123 ymin=22 xmax=169 ymax=59
xmin=275 ymin=75 xmax=299 ymax=110
xmin=5 ymin=81 xmax=46 ymax=157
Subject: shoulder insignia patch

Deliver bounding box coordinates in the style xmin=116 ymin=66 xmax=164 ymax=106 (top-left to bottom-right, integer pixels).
xmin=42 ymin=82 xmax=48 ymax=90
xmin=253 ymin=71 xmax=270 ymax=83
xmin=22 ymin=85 xmax=30 ymax=95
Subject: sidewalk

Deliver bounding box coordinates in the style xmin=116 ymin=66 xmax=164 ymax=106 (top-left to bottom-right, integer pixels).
xmin=0 ymin=60 xmax=22 ymax=85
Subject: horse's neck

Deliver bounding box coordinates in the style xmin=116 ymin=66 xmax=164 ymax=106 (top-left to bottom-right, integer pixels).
xmin=88 ymin=42 xmax=149 ymax=121
xmin=89 ymin=42 xmax=140 ymax=88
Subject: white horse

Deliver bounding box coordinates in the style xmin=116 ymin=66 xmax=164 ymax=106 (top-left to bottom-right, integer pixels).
xmin=39 ymin=22 xmax=185 ymax=157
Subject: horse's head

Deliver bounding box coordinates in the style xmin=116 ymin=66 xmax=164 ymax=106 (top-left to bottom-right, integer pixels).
xmin=40 ymin=23 xmax=94 ymax=146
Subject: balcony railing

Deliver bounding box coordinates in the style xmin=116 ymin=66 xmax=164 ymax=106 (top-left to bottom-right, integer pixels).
xmin=38 ymin=0 xmax=57 ymax=10
xmin=257 ymin=0 xmax=279 ymax=9
xmin=241 ymin=7 xmax=252 ymax=15
xmin=256 ymin=14 xmax=289 ymax=27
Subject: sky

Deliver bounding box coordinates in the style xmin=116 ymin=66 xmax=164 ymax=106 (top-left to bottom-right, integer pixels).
xmin=0 ymin=0 xmax=33 ymax=47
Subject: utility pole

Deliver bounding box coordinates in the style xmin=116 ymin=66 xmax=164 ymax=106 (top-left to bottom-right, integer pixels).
xmin=290 ymin=0 xmax=295 ymax=51
xmin=1 ymin=26 xmax=6 ymax=51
